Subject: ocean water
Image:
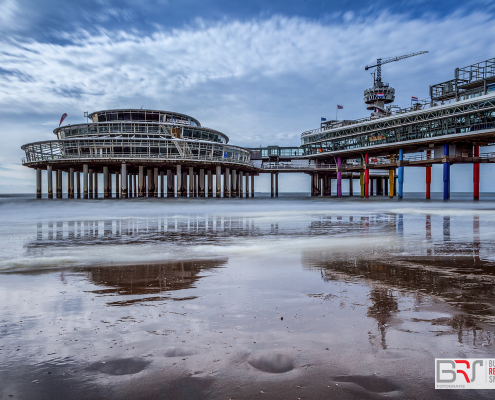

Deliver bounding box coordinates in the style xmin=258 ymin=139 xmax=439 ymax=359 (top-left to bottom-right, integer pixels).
xmin=1 ymin=193 xmax=495 ymax=399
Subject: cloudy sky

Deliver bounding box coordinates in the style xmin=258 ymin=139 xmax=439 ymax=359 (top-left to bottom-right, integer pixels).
xmin=1 ymin=0 xmax=495 ymax=193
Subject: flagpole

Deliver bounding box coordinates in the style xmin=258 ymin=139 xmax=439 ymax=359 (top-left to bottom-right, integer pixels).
xmin=336 ymin=105 xmax=338 ymax=121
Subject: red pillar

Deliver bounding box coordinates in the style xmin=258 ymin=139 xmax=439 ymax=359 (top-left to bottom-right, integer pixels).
xmin=364 ymin=153 xmax=369 ymax=198
xmin=474 ymin=145 xmax=480 ymax=200
xmin=426 ymin=166 xmax=431 ymax=199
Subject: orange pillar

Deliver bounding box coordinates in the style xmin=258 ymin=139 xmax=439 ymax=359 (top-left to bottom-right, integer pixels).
xmin=364 ymin=153 xmax=369 ymax=198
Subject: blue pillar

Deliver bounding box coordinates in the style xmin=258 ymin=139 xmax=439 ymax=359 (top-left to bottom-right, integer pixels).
xmin=443 ymin=144 xmax=450 ymax=200
xmin=398 ymin=149 xmax=404 ymax=199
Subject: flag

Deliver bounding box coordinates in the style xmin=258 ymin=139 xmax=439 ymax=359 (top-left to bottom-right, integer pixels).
xmin=321 ymin=117 xmax=326 ymax=122
xmin=59 ymin=113 xmax=67 ymax=126
xmin=224 ymin=151 xmax=228 ymax=158
xmin=377 ymin=93 xmax=384 ymax=98
xmin=411 ymin=96 xmax=418 ymax=101
xmin=337 ymin=105 xmax=343 ymax=109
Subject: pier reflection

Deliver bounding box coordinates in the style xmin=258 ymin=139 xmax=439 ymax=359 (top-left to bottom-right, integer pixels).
xmin=302 ymin=246 xmax=495 ymax=347
xmin=84 ymin=259 xmax=227 ymax=306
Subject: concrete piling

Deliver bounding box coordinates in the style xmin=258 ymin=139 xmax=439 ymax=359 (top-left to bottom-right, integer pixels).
xmin=83 ymin=164 xmax=89 ymax=199
xmin=47 ymin=165 xmax=53 ymax=199
xmin=36 ymin=168 xmax=42 ymax=199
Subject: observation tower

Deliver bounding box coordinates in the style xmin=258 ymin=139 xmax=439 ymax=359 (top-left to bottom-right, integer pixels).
xmin=22 ymin=109 xmax=256 ymax=199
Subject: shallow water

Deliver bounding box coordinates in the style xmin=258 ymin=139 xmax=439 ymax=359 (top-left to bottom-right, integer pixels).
xmin=1 ymin=193 xmax=495 ymax=399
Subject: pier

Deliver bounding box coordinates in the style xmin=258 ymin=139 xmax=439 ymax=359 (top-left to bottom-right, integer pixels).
xmin=22 ymin=57 xmax=495 ymax=200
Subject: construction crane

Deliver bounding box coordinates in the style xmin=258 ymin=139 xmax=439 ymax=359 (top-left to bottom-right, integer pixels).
xmin=363 ymin=51 xmax=428 ymax=114
xmin=365 ymin=51 xmax=428 ymax=85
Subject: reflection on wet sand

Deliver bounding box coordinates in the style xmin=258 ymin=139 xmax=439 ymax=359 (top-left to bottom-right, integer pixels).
xmin=4 ymin=206 xmax=495 ymax=399
xmin=302 ymin=244 xmax=495 ymax=349
xmin=85 ymin=259 xmax=227 ymax=306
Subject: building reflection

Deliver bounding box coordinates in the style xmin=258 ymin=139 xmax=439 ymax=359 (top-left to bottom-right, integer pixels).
xmin=302 ymin=221 xmax=495 ymax=348
xmin=366 ymin=287 xmax=399 ymax=350
xmin=84 ymin=259 xmax=227 ymax=306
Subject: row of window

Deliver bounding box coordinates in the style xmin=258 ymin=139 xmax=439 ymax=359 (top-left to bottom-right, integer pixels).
xmin=302 ymin=98 xmax=495 ymax=145
xmin=57 ymin=124 xmax=227 ymax=143
xmin=302 ymin=110 xmax=495 ymax=153
xmin=24 ymin=141 xmax=251 ymax=163
xmin=92 ymin=111 xmax=199 ymax=126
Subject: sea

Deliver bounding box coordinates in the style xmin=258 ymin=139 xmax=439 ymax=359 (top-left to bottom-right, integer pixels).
xmin=1 ymin=192 xmax=494 ymax=399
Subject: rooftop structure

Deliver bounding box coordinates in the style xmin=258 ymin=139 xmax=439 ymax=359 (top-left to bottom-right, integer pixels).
xmin=22 ymin=109 xmax=256 ymax=199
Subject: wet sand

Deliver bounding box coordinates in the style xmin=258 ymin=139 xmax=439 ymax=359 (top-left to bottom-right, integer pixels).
xmin=1 ymin=193 xmax=495 ymax=399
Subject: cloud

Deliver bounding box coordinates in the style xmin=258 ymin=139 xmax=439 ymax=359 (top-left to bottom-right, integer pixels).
xmin=0 ymin=11 xmax=494 ymax=117
xmin=1 ymin=10 xmax=495 ymax=191
xmin=0 ymin=0 xmax=19 ymax=30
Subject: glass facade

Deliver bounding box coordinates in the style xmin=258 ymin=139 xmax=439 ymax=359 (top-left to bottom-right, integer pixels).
xmin=301 ymin=97 xmax=495 ymax=154
xmin=89 ymin=109 xmax=200 ymax=127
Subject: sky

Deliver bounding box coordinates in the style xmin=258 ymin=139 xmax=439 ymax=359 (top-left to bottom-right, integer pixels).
xmin=1 ymin=0 xmax=495 ymax=193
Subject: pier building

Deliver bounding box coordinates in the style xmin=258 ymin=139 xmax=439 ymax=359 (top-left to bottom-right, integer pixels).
xmin=21 ymin=57 xmax=495 ymax=200
xmin=22 ymin=109 xmax=257 ymax=199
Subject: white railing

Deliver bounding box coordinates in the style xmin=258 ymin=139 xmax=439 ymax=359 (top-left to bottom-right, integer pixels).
xmin=22 ymin=138 xmax=252 ymax=166
xmin=260 ymin=163 xmax=336 ymax=170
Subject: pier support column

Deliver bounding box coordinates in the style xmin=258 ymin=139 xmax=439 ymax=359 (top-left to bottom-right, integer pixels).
xmin=322 ymin=176 xmax=328 ymax=196
xmin=311 ymin=173 xmax=316 ymax=197
xmin=116 ymin=172 xmax=120 ymax=198
xmin=154 ymin=168 xmax=159 ymax=197
xmin=231 ymin=169 xmax=237 ymax=197
xmin=121 ymin=163 xmax=127 ymax=198
xmin=133 ymin=174 xmax=137 ymax=197
xmin=36 ymin=168 xmax=42 ymax=199
xmin=360 ymin=171 xmax=364 ymax=198
xmin=199 ymin=169 xmax=205 ymax=197
xmin=160 ymin=171 xmax=164 ymax=197
xmin=83 ymin=164 xmax=89 ymax=199
xmin=47 ymin=165 xmax=53 ymax=199
xmin=189 ymin=167 xmax=194 ymax=197
xmin=224 ymin=168 xmax=230 ymax=198
xmin=474 ymin=144 xmax=480 ymax=200
xmin=175 ymin=165 xmax=182 ymax=197
xmin=384 ymin=177 xmax=388 ymax=196
xmin=181 ymin=169 xmax=187 ymax=197
xmin=207 ymin=170 xmax=213 ymax=197
xmin=370 ymin=178 xmax=374 ymax=196
xmin=239 ymin=171 xmax=243 ymax=197
xmin=138 ymin=166 xmax=144 ymax=197
xmin=88 ymin=169 xmax=93 ymax=198
xmin=104 ymin=166 xmax=110 ymax=199
xmin=425 ymin=150 xmax=431 ymax=200
xmin=364 ymin=154 xmax=369 ymax=198
xmin=377 ymin=178 xmax=383 ymax=196
xmin=245 ymin=173 xmax=249 ymax=197
xmin=443 ymin=144 xmax=450 ymax=200
xmin=349 ymin=177 xmax=353 ymax=196
xmin=76 ymin=171 xmax=81 ymax=199
xmin=426 ymin=166 xmax=431 ymax=200
xmin=216 ymin=166 xmax=221 ymax=197
xmin=337 ymin=157 xmax=342 ymax=198
xmin=69 ymin=168 xmax=74 ymax=199
xmin=167 ymin=170 xmax=174 ymax=197
xmin=275 ymin=172 xmax=280 ymax=197
xmin=56 ymin=169 xmax=62 ymax=198
xmin=251 ymin=174 xmax=255 ymax=197
xmin=398 ymin=149 xmax=404 ymax=199
xmin=271 ymin=173 xmax=275 ymax=197
xmin=147 ymin=169 xmax=153 ymax=197
xmin=389 ymin=169 xmax=394 ymax=198
xmin=109 ymin=172 xmax=113 ymax=198
xmin=94 ymin=171 xmax=98 ymax=198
